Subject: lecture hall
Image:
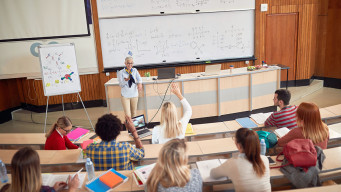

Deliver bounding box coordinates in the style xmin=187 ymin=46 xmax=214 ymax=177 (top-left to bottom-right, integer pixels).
xmin=1 ymin=0 xmax=341 ymax=191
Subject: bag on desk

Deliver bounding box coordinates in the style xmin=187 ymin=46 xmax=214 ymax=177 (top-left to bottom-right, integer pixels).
xmin=272 ymin=139 xmax=317 ymax=171
xmin=256 ymin=131 xmax=277 ymax=149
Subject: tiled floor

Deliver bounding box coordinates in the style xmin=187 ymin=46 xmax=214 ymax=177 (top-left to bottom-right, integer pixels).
xmin=0 ymin=87 xmax=341 ymax=133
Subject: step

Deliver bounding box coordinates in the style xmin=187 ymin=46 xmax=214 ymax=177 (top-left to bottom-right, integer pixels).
xmin=289 ymin=79 xmax=324 ymax=103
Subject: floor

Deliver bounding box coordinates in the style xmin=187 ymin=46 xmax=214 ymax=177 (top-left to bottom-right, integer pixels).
xmin=0 ymin=87 xmax=341 ymax=133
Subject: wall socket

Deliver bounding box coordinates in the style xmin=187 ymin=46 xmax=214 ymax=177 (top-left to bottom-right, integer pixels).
xmin=245 ymin=60 xmax=249 ymax=65
xmin=261 ymin=4 xmax=268 ymax=12
xmin=106 ymin=72 xmax=109 ymax=76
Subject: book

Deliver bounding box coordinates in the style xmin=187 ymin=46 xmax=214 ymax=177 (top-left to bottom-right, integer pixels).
xmin=86 ymin=168 xmax=128 ymax=192
xmin=185 ymin=123 xmax=195 ymax=136
xmin=42 ymin=173 xmax=86 ymax=189
xmin=81 ymin=139 xmax=93 ymax=150
xmin=235 ymin=117 xmax=258 ymax=129
xmin=250 ymin=112 xmax=272 ymax=125
xmin=196 ymin=159 xmax=228 ymax=182
xmin=99 ymin=171 xmax=123 ymax=188
xmin=133 ymin=163 xmax=156 ymax=184
xmin=132 ymin=172 xmax=144 ymax=187
xmin=274 ymin=127 xmax=290 ymax=138
xmin=67 ymin=127 xmax=90 ymax=142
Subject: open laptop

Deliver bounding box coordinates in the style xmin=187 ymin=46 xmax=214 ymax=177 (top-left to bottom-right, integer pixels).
xmin=157 ymin=68 xmax=176 ymax=80
xmin=202 ymin=64 xmax=221 ymax=76
xmin=128 ymin=114 xmax=152 ymax=138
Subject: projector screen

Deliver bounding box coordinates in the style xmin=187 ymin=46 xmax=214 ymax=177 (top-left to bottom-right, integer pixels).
xmin=0 ymin=0 xmax=89 ymax=42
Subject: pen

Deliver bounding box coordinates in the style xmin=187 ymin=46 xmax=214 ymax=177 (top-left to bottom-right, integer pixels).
xmin=67 ymin=167 xmax=83 ymax=184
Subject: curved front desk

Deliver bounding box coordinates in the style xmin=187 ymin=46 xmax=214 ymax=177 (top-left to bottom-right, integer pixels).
xmin=105 ymin=67 xmax=281 ymax=122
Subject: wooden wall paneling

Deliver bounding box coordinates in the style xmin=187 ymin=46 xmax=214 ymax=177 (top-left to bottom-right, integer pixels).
xmin=295 ymin=4 xmax=318 ymax=80
xmin=319 ymin=0 xmax=329 ymax=15
xmin=265 ymin=13 xmax=298 ymax=81
xmin=0 ymin=79 xmax=21 ymax=111
xmin=315 ymin=15 xmax=327 ymax=77
xmin=324 ymin=0 xmax=341 ymax=79
xmin=257 ymin=0 xmax=271 ymax=65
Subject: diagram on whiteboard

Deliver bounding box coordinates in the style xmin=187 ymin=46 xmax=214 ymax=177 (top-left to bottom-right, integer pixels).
xmin=39 ymin=44 xmax=81 ymax=96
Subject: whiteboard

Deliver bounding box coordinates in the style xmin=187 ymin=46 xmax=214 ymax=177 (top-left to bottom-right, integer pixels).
xmin=38 ymin=43 xmax=82 ymax=96
xmin=97 ymin=0 xmax=255 ymax=18
xmin=99 ymin=10 xmax=254 ymax=69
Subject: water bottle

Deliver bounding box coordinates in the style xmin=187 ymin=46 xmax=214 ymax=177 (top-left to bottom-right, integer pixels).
xmin=85 ymin=158 xmax=95 ymax=181
xmin=0 ymin=160 xmax=9 ymax=183
xmin=260 ymin=139 xmax=266 ymax=156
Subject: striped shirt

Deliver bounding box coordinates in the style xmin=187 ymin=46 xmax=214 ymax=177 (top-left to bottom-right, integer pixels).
xmin=264 ymin=105 xmax=298 ymax=129
xmin=85 ymin=140 xmax=144 ymax=171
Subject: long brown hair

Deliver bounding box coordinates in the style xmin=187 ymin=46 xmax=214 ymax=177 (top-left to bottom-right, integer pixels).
xmin=296 ymin=102 xmax=329 ymax=144
xmin=160 ymin=102 xmax=182 ymax=138
xmin=9 ymin=147 xmax=42 ymax=192
xmin=45 ymin=116 xmax=72 ymax=138
xmin=146 ymin=139 xmax=190 ymax=192
xmin=235 ymin=128 xmax=266 ymax=177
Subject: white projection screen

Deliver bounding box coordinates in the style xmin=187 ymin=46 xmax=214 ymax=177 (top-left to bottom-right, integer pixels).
xmin=0 ymin=0 xmax=89 ymax=42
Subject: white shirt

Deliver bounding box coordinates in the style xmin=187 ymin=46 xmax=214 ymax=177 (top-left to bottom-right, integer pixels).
xmin=210 ymin=153 xmax=271 ymax=192
xmin=118 ymin=68 xmax=142 ymax=98
xmin=152 ymin=98 xmax=192 ymax=144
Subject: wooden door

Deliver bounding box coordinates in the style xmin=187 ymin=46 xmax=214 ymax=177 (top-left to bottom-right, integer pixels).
xmin=266 ymin=13 xmax=298 ymax=82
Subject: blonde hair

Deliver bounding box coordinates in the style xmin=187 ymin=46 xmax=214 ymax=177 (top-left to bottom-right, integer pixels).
xmin=45 ymin=116 xmax=72 ymax=138
xmin=146 ymin=139 xmax=190 ymax=192
xmin=160 ymin=102 xmax=182 ymax=138
xmin=9 ymin=147 xmax=42 ymax=192
xmin=296 ymin=102 xmax=329 ymax=144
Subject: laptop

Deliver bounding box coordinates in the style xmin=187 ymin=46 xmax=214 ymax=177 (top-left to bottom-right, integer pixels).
xmin=128 ymin=114 xmax=152 ymax=138
xmin=157 ymin=68 xmax=176 ymax=80
xmin=202 ymin=64 xmax=221 ymax=76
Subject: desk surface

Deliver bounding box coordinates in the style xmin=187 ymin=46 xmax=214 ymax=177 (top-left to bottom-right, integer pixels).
xmin=0 ymin=149 xmax=82 ymax=165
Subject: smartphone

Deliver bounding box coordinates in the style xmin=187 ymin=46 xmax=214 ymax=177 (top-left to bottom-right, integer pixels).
xmin=267 ymin=156 xmax=276 ymax=165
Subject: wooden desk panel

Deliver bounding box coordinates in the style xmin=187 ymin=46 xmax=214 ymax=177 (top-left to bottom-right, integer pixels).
xmin=324 ymin=104 xmax=341 ymax=116
xmin=192 ymin=122 xmax=229 ymax=135
xmin=197 ymin=138 xmax=237 ymax=155
xmin=143 ymin=141 xmax=202 ymax=160
xmin=320 ymin=108 xmax=337 ymax=119
xmin=0 ymin=133 xmax=46 ymax=145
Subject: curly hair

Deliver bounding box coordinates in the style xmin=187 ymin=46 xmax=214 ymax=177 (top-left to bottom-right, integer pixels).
xmin=95 ymin=114 xmax=122 ymax=142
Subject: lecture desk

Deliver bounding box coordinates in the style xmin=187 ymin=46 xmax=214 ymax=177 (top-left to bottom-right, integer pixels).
xmin=105 ymin=66 xmax=281 ymax=123
xmin=0 ymin=149 xmax=84 ymax=173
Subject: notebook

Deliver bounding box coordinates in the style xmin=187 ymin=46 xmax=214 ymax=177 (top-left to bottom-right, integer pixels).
xmin=235 ymin=117 xmax=258 ymax=129
xmin=128 ymin=114 xmax=152 ymax=138
xmin=274 ymin=127 xmax=290 ymax=138
xmin=250 ymin=112 xmax=273 ymax=125
xmin=86 ymin=168 xmax=128 ymax=192
xmin=202 ymin=64 xmax=221 ymax=76
xmin=157 ymin=67 xmax=176 ymax=80
xmin=196 ymin=159 xmax=227 ymax=182
xmin=67 ymin=127 xmax=90 ymax=142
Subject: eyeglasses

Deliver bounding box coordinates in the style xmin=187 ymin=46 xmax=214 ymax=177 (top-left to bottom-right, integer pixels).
xmin=60 ymin=127 xmax=72 ymax=134
xmin=126 ymin=62 xmax=133 ymax=65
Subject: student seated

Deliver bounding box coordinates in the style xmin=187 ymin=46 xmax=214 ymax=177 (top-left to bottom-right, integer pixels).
xmin=45 ymin=116 xmax=79 ymax=150
xmin=145 ymin=139 xmax=202 ymax=192
xmin=86 ymin=114 xmax=144 ymax=171
xmin=264 ymin=89 xmax=298 ymax=129
xmin=210 ymin=128 xmax=271 ymax=192
xmin=0 ymin=147 xmax=79 ymax=192
xmin=278 ymin=102 xmax=329 ymax=149
xmin=152 ymin=83 xmax=192 ymax=144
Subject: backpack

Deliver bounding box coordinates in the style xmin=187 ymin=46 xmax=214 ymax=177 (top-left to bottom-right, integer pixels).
xmin=272 ymin=139 xmax=317 ymax=172
xmin=256 ymin=131 xmax=277 ymax=149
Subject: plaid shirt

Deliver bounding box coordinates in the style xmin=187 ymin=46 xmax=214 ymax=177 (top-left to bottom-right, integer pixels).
xmin=85 ymin=140 xmax=144 ymax=171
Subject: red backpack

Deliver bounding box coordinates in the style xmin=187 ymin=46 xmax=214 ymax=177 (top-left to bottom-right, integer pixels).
xmin=272 ymin=139 xmax=317 ymax=171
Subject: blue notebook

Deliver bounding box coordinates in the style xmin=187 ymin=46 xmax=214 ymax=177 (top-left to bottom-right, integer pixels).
xmin=86 ymin=168 xmax=128 ymax=192
xmin=236 ymin=117 xmax=258 ymax=129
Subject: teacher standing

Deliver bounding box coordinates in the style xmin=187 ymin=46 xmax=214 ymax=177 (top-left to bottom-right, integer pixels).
xmin=118 ymin=56 xmax=142 ymax=118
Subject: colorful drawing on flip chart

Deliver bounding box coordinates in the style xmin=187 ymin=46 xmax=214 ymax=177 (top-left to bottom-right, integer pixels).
xmin=39 ymin=44 xmax=81 ymax=96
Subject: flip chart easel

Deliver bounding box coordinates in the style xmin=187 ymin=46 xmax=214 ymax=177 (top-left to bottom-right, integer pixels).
xmin=38 ymin=43 xmax=94 ymax=132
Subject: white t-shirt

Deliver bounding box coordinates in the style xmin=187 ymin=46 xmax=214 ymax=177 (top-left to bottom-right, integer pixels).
xmin=152 ymin=98 xmax=192 ymax=144
xmin=210 ymin=153 xmax=271 ymax=192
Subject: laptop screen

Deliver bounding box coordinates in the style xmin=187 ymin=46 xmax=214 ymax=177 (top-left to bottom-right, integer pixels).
xmin=128 ymin=114 xmax=146 ymax=133
xmin=157 ymin=68 xmax=176 ymax=79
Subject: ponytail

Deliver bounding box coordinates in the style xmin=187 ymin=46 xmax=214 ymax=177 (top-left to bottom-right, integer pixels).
xmin=45 ymin=123 xmax=57 ymax=138
xmin=235 ymin=128 xmax=265 ymax=177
